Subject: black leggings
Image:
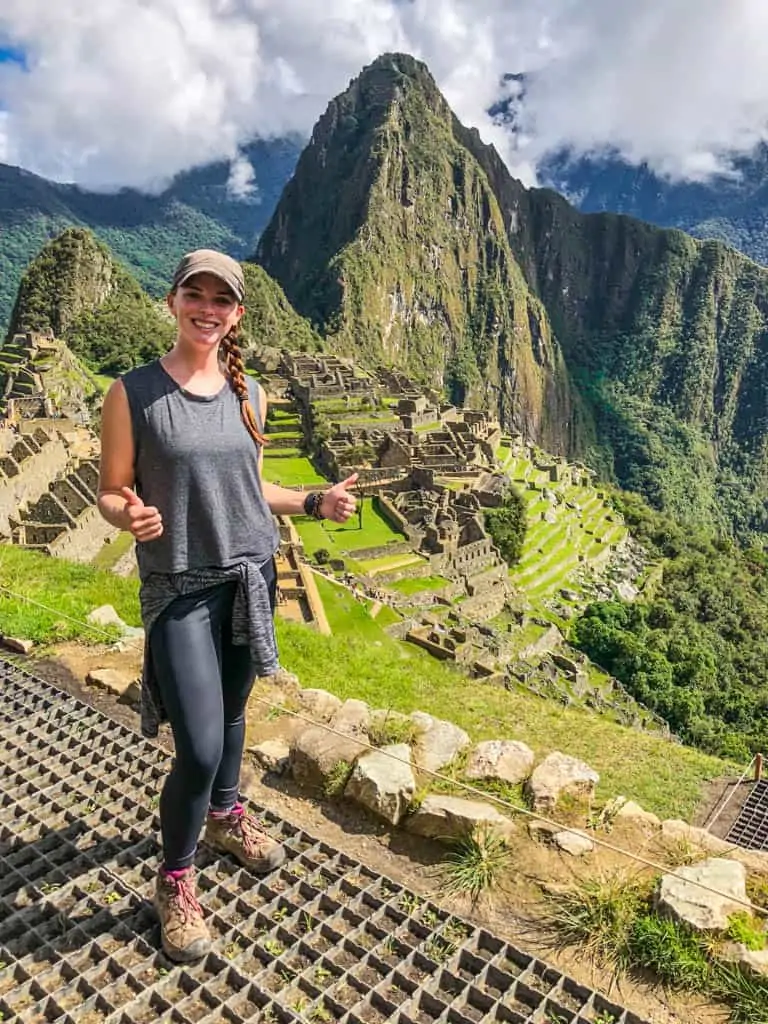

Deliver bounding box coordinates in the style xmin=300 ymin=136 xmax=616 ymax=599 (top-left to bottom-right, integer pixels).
xmin=149 ymin=561 xmax=277 ymax=870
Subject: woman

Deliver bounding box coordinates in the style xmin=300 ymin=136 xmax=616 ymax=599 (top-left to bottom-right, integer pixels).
xmin=97 ymin=249 xmax=357 ymax=963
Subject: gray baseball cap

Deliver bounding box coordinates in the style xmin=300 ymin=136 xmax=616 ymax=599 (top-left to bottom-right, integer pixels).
xmin=171 ymin=249 xmax=245 ymax=302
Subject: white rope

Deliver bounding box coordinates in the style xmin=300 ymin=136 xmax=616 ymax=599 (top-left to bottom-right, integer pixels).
xmin=1 ymin=580 xmax=765 ymax=918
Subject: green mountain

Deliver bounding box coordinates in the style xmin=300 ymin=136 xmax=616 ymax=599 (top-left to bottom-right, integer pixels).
xmin=256 ymin=53 xmax=768 ymax=539
xmin=256 ymin=56 xmax=577 ymax=455
xmin=8 ymin=227 xmax=319 ymax=373
xmin=9 ymin=227 xmax=175 ymax=373
xmin=0 ymin=137 xmax=302 ymax=332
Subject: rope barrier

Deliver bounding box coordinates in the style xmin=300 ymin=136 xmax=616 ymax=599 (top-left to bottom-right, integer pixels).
xmin=1 ymin=580 xmax=766 ymax=918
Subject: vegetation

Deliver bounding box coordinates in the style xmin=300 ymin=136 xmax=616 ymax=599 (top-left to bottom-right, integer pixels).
xmin=571 ymin=493 xmax=768 ymax=761
xmin=484 ymin=488 xmax=527 ymax=566
xmin=439 ymin=826 xmax=510 ymax=905
xmin=240 ymin=264 xmax=321 ymax=353
xmin=543 ymin=872 xmax=768 ymax=1024
xmin=9 ymin=228 xmax=175 ymax=373
xmin=0 ymin=544 xmax=735 ymax=820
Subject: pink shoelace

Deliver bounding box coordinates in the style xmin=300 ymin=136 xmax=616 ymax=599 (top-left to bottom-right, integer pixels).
xmin=212 ymin=803 xmax=270 ymax=858
xmin=164 ymin=871 xmax=203 ymax=923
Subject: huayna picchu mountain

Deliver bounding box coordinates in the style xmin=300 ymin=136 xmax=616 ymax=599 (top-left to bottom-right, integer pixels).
xmin=256 ymin=53 xmax=768 ymax=538
xmin=255 ymin=54 xmax=578 ymax=456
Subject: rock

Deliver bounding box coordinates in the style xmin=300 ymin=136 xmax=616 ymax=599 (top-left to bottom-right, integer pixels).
xmin=260 ymin=668 xmax=300 ymax=690
xmin=615 ymin=800 xmax=661 ymax=828
xmin=330 ymin=699 xmax=370 ymax=737
xmin=406 ymin=795 xmax=514 ymax=842
xmin=411 ymin=712 xmax=470 ymax=773
xmin=553 ymin=830 xmax=594 ymax=856
xmin=465 ymin=740 xmax=534 ymax=786
xmin=87 ymin=604 xmax=124 ymax=628
xmin=296 ymin=689 xmax=343 ymax=723
xmin=526 ymin=752 xmax=599 ymax=813
xmin=344 ymin=744 xmax=416 ymax=825
xmin=0 ymin=636 xmax=34 ymax=655
xmin=117 ymin=679 xmax=142 ymax=707
xmin=249 ymin=739 xmax=290 ymax=775
xmin=721 ymin=942 xmax=768 ymax=978
xmin=85 ymin=668 xmax=136 ymax=698
xmin=657 ymin=858 xmax=748 ymax=932
xmin=289 ymin=727 xmax=366 ymax=790
xmin=87 ymin=605 xmax=144 ymax=640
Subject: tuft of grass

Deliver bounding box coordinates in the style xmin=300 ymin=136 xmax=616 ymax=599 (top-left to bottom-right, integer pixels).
xmin=323 ymin=760 xmax=352 ymax=800
xmin=544 ymin=872 xmax=768 ymax=1024
xmin=368 ymin=711 xmax=421 ymax=748
xmin=726 ymin=912 xmax=767 ymax=952
xmin=543 ymin=871 xmax=651 ymax=973
xmin=439 ymin=825 xmax=511 ymax=906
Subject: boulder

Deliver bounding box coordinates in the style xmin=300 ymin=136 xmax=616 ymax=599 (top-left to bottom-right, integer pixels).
xmin=721 ymin=942 xmax=768 ymax=978
xmin=601 ymin=796 xmax=661 ymax=830
xmin=464 ymin=740 xmax=534 ymax=786
xmin=330 ymin=699 xmax=370 ymax=737
xmin=87 ymin=604 xmax=144 ymax=640
xmin=526 ymin=752 xmax=599 ymax=813
xmin=411 ymin=712 xmax=470 ymax=773
xmin=85 ymin=668 xmax=136 ymax=698
xmin=0 ymin=636 xmax=34 ymax=655
xmin=344 ymin=744 xmax=416 ymax=825
xmin=296 ymin=689 xmax=343 ymax=723
xmin=290 ymin=727 xmax=366 ymax=790
xmin=249 ymin=739 xmax=291 ymax=775
xmin=406 ymin=795 xmax=514 ymax=842
xmin=657 ymin=858 xmax=748 ymax=932
xmin=553 ymin=830 xmax=594 ymax=857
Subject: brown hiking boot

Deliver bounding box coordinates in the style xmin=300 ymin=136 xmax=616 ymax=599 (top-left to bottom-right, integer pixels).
xmin=204 ymin=804 xmax=286 ymax=874
xmin=154 ymin=867 xmax=211 ymax=963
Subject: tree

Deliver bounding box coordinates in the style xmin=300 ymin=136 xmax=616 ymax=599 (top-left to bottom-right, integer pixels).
xmin=484 ymin=489 xmax=527 ymax=566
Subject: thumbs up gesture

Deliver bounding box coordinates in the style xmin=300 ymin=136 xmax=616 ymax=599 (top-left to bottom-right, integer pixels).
xmin=321 ymin=473 xmax=359 ymax=524
xmin=120 ymin=487 xmax=163 ymax=542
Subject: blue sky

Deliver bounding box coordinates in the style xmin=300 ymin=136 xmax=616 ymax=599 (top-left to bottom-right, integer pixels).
xmin=0 ymin=45 xmax=25 ymax=69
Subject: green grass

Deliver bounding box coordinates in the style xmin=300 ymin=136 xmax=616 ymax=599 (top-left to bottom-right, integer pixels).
xmin=294 ymin=499 xmax=405 ymax=562
xmin=2 ymin=545 xmax=735 ymax=820
xmin=388 ymin=574 xmax=451 ymax=596
xmin=0 ymin=546 xmax=141 ymax=643
xmin=261 ymin=454 xmax=326 ymax=486
xmin=358 ymin=553 xmax=425 ymax=573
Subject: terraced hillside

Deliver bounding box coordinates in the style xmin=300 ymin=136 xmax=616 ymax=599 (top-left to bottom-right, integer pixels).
xmin=500 ymin=441 xmax=632 ymax=615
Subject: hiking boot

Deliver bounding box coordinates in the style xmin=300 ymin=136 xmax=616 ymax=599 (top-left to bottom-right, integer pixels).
xmin=154 ymin=866 xmax=211 ymax=963
xmin=204 ymin=803 xmax=286 ymax=874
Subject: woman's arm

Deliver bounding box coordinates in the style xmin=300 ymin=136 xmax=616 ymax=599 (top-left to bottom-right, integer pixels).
xmin=97 ymin=380 xmax=163 ymax=540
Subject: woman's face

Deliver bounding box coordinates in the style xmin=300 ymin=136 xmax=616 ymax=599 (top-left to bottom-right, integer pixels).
xmin=168 ymin=272 xmax=244 ymax=350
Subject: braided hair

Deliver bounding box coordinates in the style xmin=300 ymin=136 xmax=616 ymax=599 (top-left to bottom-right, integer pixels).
xmin=220 ymin=325 xmax=269 ymax=447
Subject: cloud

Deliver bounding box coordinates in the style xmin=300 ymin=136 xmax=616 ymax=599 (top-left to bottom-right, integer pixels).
xmin=226 ymin=153 xmax=259 ymax=200
xmin=0 ymin=1 xmax=767 ymax=191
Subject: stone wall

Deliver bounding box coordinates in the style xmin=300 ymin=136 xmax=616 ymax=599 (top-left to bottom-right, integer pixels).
xmin=47 ymin=505 xmax=118 ymax=562
xmin=0 ymin=430 xmax=68 ymax=537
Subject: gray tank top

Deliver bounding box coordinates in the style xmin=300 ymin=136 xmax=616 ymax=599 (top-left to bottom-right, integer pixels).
xmin=122 ymin=360 xmax=279 ymax=579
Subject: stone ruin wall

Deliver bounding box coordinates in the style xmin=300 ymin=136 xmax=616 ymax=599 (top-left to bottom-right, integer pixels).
xmin=0 ymin=428 xmax=69 ymax=538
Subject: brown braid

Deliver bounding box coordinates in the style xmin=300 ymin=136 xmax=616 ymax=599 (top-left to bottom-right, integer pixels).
xmin=221 ymin=326 xmax=269 ymax=447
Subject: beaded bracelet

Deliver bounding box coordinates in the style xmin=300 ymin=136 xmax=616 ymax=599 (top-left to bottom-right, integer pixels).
xmin=303 ymin=492 xmax=325 ymax=520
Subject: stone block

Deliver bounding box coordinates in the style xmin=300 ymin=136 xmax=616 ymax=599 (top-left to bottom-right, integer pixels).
xmin=345 ymin=744 xmax=416 ymax=825
xmin=657 ymin=858 xmax=748 ymax=932
xmin=526 ymin=752 xmax=599 ymax=813
xmin=465 ymin=740 xmax=534 ymax=786
xmin=290 ymin=726 xmax=366 ymax=790
xmin=411 ymin=712 xmax=470 ymax=773
xmin=406 ymin=795 xmax=514 ymax=842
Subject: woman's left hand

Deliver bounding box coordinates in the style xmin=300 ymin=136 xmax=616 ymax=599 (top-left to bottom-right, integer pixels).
xmin=321 ymin=473 xmax=359 ymax=523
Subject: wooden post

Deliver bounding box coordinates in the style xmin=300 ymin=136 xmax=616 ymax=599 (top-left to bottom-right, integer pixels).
xmin=756 ymin=753 xmax=763 ymax=782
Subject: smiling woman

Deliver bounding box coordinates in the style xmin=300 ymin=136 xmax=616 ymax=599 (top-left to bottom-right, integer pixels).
xmin=94 ymin=248 xmax=360 ymax=965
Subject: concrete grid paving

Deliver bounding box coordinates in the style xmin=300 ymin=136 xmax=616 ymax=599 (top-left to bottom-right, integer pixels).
xmin=0 ymin=659 xmax=647 ymax=1024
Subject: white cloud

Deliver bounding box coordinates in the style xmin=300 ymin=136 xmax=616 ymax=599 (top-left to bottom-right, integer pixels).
xmin=226 ymin=153 xmax=259 ymax=199
xmin=0 ymin=0 xmax=767 ymax=190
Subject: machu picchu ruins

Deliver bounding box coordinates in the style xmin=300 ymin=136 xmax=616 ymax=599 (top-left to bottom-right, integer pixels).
xmin=0 ymin=336 xmax=650 ymax=728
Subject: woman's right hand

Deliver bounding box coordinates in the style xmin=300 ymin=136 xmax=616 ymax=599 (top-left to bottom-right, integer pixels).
xmin=120 ymin=487 xmax=163 ymax=541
